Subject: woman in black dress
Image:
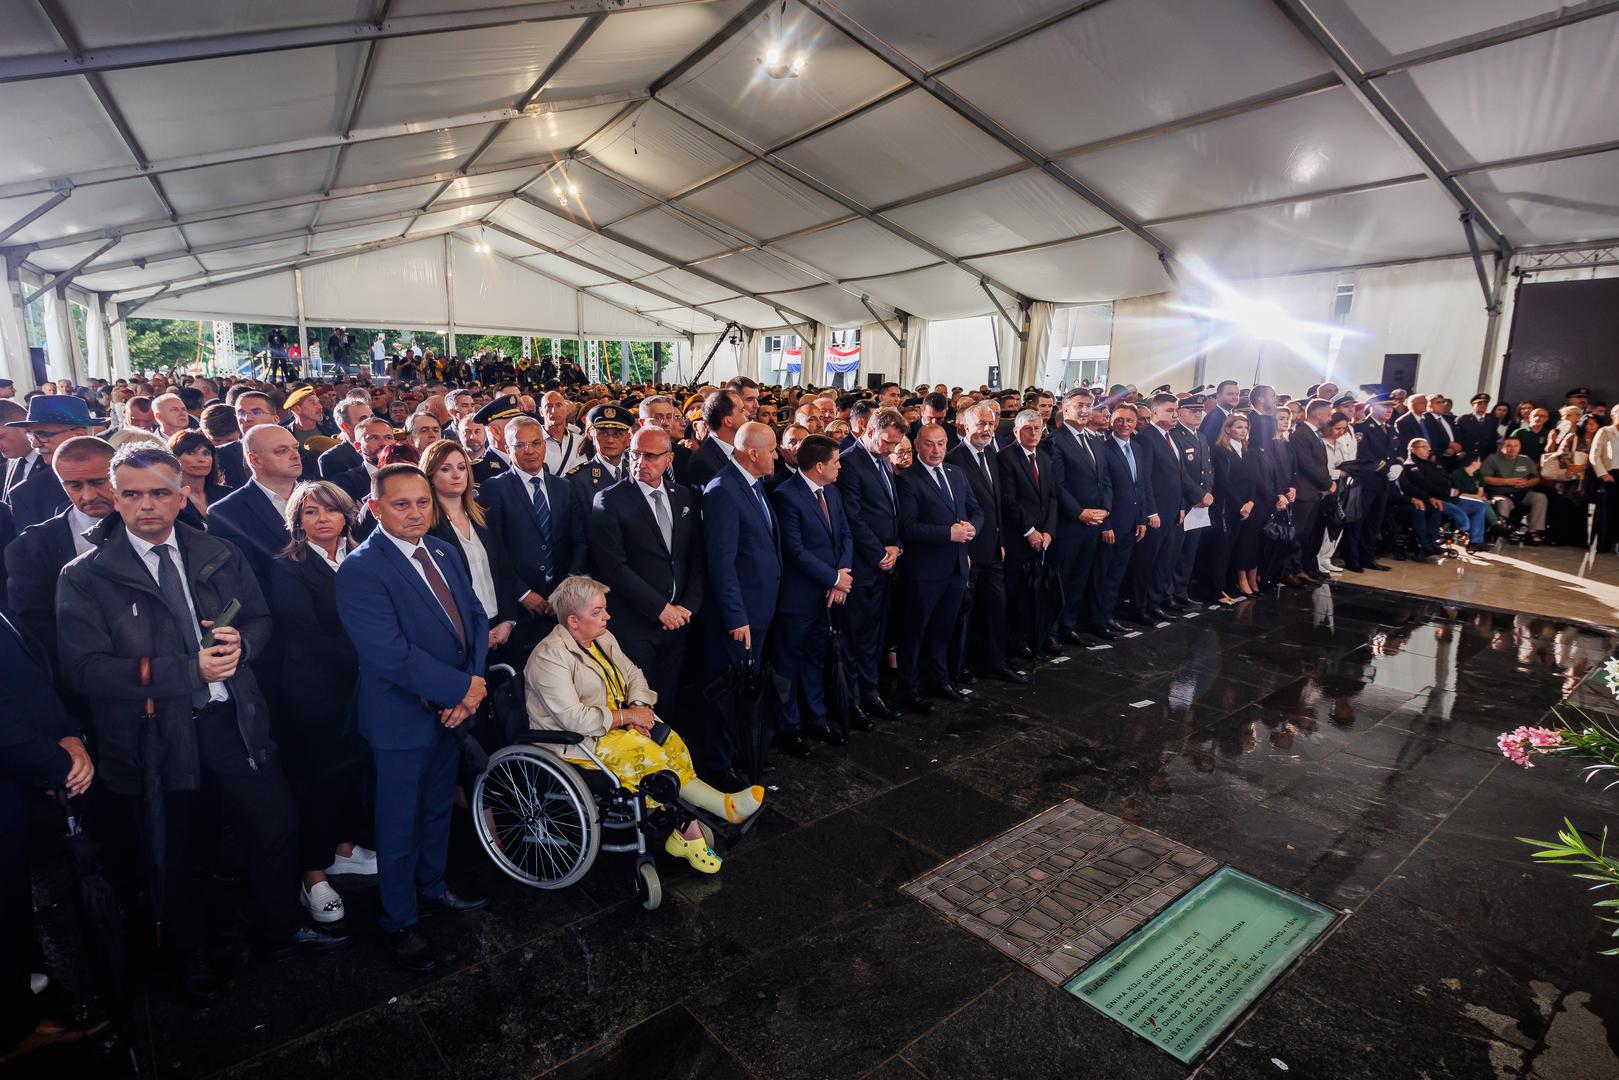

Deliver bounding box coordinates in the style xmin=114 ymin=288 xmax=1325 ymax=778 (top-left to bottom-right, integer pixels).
xmin=1211 ymin=413 xmax=1265 ymax=603
xmin=167 ymin=430 xmax=233 ymax=529
xmin=268 ymin=480 xmax=374 ymax=925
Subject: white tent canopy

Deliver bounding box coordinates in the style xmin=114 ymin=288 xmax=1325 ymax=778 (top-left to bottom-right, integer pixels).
xmin=1 ymin=0 xmax=1615 ymax=388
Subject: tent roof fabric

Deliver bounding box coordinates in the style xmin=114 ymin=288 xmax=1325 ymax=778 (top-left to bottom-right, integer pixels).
xmin=1 ymin=0 xmax=1614 ymax=335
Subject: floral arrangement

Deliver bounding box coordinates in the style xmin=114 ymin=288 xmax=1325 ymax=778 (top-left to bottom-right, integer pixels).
xmin=1499 ymin=657 xmax=1619 ymax=954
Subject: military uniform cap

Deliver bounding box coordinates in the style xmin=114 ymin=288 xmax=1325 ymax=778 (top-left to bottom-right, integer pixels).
xmin=283 ymin=385 xmax=317 ymax=410
xmin=472 ymin=394 xmax=523 ymax=425
xmin=585 ymin=403 xmax=633 ymax=429
xmin=1469 ymin=393 xmax=1490 ymax=405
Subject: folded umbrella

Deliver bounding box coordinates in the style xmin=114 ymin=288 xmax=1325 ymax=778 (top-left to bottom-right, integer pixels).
xmin=56 ymin=791 xmax=138 ymax=1071
xmin=136 ymin=657 xmax=166 ymax=948
xmin=823 ymin=608 xmax=853 ymax=741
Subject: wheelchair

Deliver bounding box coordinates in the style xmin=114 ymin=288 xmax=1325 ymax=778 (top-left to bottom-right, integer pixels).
xmin=468 ymin=665 xmax=754 ymax=910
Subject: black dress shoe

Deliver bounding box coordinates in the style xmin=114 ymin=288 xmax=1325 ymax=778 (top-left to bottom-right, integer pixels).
xmin=714 ymin=767 xmax=751 ymax=791
xmin=896 ymin=694 xmax=935 ymax=715
xmin=1088 ymin=624 xmax=1118 ymax=641
xmin=270 ymin=925 xmax=352 ymax=961
xmin=985 ymin=667 xmax=1030 ymax=685
xmin=1058 ymin=629 xmax=1087 ymax=646
xmin=862 ymin=697 xmax=900 ymax=722
xmin=419 ymin=889 xmax=488 ymax=915
xmin=1367 ymin=562 xmax=1392 ymax=571
xmin=1010 ymin=643 xmax=1035 ymax=659
xmin=1106 ymin=619 xmax=1130 ymax=633
xmin=1142 ymin=607 xmax=1169 ymax=622
xmin=928 ymin=684 xmax=970 ymax=703
xmin=1039 ymin=637 xmax=1063 ymax=656
xmin=955 ymin=670 xmax=979 ymax=687
xmin=849 ymin=707 xmax=876 ymax=732
xmin=806 ymin=726 xmax=847 ymax=747
xmin=385 ymin=929 xmax=437 ymax=974
xmin=775 ymin=730 xmax=814 ymax=758
xmin=1342 ymin=563 xmax=1364 ymax=573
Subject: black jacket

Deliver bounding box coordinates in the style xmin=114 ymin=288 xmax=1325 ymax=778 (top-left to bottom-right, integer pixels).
xmin=0 ymin=606 xmax=76 ymax=836
xmin=6 ymin=464 xmax=68 ymax=532
xmin=996 ymin=442 xmax=1057 ymax=565
xmin=216 ymin=440 xmax=250 ymax=490
xmin=946 ymin=441 xmax=1001 ymax=567
xmin=836 ymin=441 xmax=901 ymax=570
xmin=588 ymin=478 xmax=705 ymax=647
xmin=266 ymin=552 xmax=360 ymax=759
xmin=685 ymin=436 xmax=731 ymax=495
xmin=1212 ymin=444 xmax=1262 ymax=521
xmin=5 ymin=511 xmax=80 ymax=664
xmin=1399 ymin=456 xmax=1453 ymax=503
xmin=1137 ymin=423 xmax=1184 ymax=519
xmin=428 ymin=510 xmax=522 ymax=626
xmin=56 ymin=518 xmax=276 ymax=795
xmin=1171 ymin=424 xmax=1213 ymax=507
xmin=1290 ymin=425 xmax=1332 ymax=501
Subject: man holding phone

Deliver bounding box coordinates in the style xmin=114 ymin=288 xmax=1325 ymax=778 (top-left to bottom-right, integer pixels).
xmin=56 ymin=445 xmax=347 ymax=1006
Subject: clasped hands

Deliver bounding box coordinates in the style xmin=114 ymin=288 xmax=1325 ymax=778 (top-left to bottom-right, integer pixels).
xmin=439 ymin=675 xmax=487 ymax=728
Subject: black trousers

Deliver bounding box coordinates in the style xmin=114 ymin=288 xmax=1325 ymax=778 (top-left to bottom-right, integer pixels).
xmin=1089 ymin=529 xmax=1137 ymax=628
xmin=136 ymin=702 xmax=299 ymax=950
xmin=1055 ymin=523 xmax=1102 ymax=633
xmin=844 ymin=566 xmax=891 ymax=702
xmin=1171 ymin=522 xmax=1203 ymax=603
xmin=1130 ymin=518 xmax=1181 ymax=612
xmin=957 ymin=559 xmax=1008 ymax=673
xmin=1294 ymin=496 xmax=1325 ymax=570
xmin=897 ymin=570 xmax=967 ymax=695
xmin=1346 ymin=483 xmax=1389 ymax=567
xmin=614 ymin=621 xmax=690 ymax=718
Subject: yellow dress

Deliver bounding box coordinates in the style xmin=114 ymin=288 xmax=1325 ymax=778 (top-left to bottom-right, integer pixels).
xmin=577 ymin=641 xmax=696 ymax=789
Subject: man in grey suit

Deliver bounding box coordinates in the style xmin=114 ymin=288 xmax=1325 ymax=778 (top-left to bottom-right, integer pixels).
xmin=1291 ymin=397 xmax=1336 ymax=582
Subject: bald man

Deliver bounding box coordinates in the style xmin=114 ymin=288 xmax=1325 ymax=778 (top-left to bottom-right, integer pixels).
xmin=208 ymin=425 xmax=301 ymax=585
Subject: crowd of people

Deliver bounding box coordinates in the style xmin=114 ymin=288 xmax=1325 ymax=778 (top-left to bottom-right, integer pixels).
xmin=1 ymin=356 xmax=1616 ymax=1062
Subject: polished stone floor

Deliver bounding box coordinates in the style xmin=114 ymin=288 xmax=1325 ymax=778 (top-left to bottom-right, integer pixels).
xmin=1348 ymin=543 xmax=1619 ymax=629
xmin=23 ymin=585 xmax=1619 ymax=1079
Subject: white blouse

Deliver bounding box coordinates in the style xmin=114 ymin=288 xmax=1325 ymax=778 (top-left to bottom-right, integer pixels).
xmin=451 ymin=518 xmax=498 ymax=621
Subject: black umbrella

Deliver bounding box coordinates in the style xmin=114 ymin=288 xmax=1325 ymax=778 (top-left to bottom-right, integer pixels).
xmin=56 ymin=791 xmax=138 ymax=1072
xmin=136 ymin=657 xmax=166 ymax=948
xmin=1023 ymin=549 xmax=1063 ymax=670
xmin=704 ymin=650 xmax=790 ymax=785
xmin=823 ymin=608 xmax=853 ymax=741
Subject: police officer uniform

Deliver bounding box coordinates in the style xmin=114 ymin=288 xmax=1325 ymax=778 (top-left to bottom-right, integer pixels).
xmin=468 ymin=396 xmax=519 ymax=488
xmin=567 ymin=404 xmax=633 ymax=499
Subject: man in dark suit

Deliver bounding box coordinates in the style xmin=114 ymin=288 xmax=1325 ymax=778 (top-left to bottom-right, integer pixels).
xmin=770 ymin=434 xmax=857 ymax=755
xmin=0 ymin=399 xmax=38 ymax=502
xmin=835 ymin=407 xmax=907 ymax=721
xmin=947 ymin=402 xmax=1024 ymax=686
xmin=635 ymin=395 xmax=692 ymax=486
xmin=701 ymin=422 xmax=782 ymax=784
xmin=57 ymin=445 xmax=345 ymax=1000
xmin=1169 ymin=397 xmax=1215 ymax=607
xmin=907 ymin=392 xmax=960 ymax=451
xmin=894 ymin=423 xmax=982 ymax=712
xmin=5 ymin=436 xmax=114 ymax=669
xmin=1342 ymin=396 xmax=1397 ymax=573
xmin=998 ymin=407 xmax=1059 ymax=657
xmin=316 ymin=397 xmax=372 ymax=480
xmin=1131 ymin=393 xmax=1185 ymax=621
xmin=208 ymin=424 xmax=300 ymax=585
xmin=1393 ymin=393 xmax=1430 ymax=456
xmin=1422 ymin=395 xmax=1464 ymax=471
xmin=2 ymin=395 xmax=107 ymax=531
xmin=1456 ymin=393 xmax=1499 ymax=460
xmin=686 ymin=389 xmax=745 ymax=494
xmin=321 ymin=415 xmax=390 ymax=500
xmin=215 ymin=391 xmax=280 ymax=490
xmin=0 ymin=605 xmax=93 ymax=1062
xmin=1091 ymin=404 xmax=1154 ymax=634
xmin=1198 ymin=380 xmax=1240 ymax=446
xmin=336 ymin=465 xmax=488 ymax=974
xmin=479 ymin=415 xmax=587 ymax=660
xmin=1291 ymin=398 xmax=1336 ymax=582
xmin=587 ymin=426 xmax=703 ymax=712
xmin=1050 ymin=389 xmax=1113 ymax=641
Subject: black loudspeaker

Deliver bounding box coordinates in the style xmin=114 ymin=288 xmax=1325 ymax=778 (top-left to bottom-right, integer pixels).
xmin=1381 ymin=353 xmax=1419 ymax=393
xmin=866 ymin=372 xmax=885 ymax=389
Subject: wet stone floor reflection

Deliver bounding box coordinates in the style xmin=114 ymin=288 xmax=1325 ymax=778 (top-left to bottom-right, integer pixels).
xmin=27 ymin=586 xmax=1619 ymax=1079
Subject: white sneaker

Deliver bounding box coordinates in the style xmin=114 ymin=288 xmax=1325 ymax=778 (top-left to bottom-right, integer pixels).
xmin=325 ymin=846 xmax=378 ymax=877
xmin=300 ymin=881 xmax=346 ymax=924
xmin=30 ymin=972 xmax=47 ymax=995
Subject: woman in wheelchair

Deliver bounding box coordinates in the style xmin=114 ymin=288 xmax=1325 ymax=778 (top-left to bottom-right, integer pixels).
xmin=523 ymin=576 xmax=764 ymax=874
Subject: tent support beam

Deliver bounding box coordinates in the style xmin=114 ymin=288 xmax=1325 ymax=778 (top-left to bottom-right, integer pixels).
xmin=510 ymin=191 xmax=817 ymax=327
xmin=0 ymin=90 xmax=648 ymax=202
xmin=483 ymin=218 xmax=738 ymax=328
xmin=860 ymin=296 xmax=905 ymax=350
xmin=21 ymin=237 xmax=118 ymax=306
xmin=1361 ymin=1 xmax=1619 ymax=79
xmin=1267 ymin=0 xmax=1509 ymax=252
xmin=1478 ymin=251 xmax=1512 ymax=395
xmin=0 ymin=191 xmax=69 ymax=246
xmin=980 ymin=282 xmax=1026 ymax=342
xmin=0 ymin=0 xmax=724 ymax=83
xmin=319 ymin=0 xmax=397 ymax=202
xmin=1461 ymin=213 xmax=1501 ymax=311
xmin=294 ymin=268 xmax=309 ymax=359
xmin=690 ymin=322 xmax=740 ymax=385
xmin=655 ymin=99 xmax=1032 ymax=307
xmin=799 ymin=0 xmax=1175 ymax=267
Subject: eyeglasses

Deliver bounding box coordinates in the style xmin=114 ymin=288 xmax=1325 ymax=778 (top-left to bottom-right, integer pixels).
xmin=26 ymin=427 xmax=79 ymax=443
xmin=627 ymin=449 xmax=671 ymax=460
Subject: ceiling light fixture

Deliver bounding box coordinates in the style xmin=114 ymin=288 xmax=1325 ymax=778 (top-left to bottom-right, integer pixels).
xmin=761 ymin=42 xmax=806 ymax=79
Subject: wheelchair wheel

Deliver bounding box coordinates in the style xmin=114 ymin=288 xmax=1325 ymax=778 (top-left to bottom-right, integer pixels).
xmin=636 ymin=860 xmax=662 ymax=911
xmin=473 ymin=746 xmax=600 ymax=889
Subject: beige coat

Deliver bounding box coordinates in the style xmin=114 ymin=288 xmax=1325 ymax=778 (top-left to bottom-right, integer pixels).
xmin=523 ymin=624 xmax=655 ymax=760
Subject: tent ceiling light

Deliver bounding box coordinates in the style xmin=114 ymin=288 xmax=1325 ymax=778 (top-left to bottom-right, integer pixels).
xmin=761 ymin=43 xmax=805 ymax=79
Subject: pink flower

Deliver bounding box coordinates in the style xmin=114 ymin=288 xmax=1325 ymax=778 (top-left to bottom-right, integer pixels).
xmin=1497 ymin=726 xmax=1563 ymax=768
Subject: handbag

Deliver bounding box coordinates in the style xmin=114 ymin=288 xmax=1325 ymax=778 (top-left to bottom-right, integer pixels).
xmin=1262 ymin=506 xmax=1295 ymax=542
xmin=1539 ymin=451 xmax=1570 ymax=483
xmin=1339 ymin=478 xmax=1368 ymax=525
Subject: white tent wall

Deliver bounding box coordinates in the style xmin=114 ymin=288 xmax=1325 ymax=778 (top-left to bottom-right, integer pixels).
xmin=451 ymin=236 xmax=580 ymax=337
xmin=1108 ymin=293 xmax=1204 ymax=394
xmin=1201 ymin=273 xmax=1338 ymax=393
xmin=302 ymin=238 xmax=449 ymax=328
xmin=1332 ymin=258 xmax=1491 ymax=398
xmin=142 ymin=272 xmax=303 ymax=326
xmin=923 ymin=316 xmax=998 ymax=390
xmin=860 ymin=321 xmax=899 ymax=387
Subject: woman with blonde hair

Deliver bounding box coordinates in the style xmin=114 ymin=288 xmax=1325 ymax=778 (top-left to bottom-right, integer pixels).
xmin=524 ymin=576 xmax=764 ymax=874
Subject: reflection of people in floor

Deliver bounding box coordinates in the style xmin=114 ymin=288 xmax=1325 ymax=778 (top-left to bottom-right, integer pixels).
xmin=523 ymin=576 xmax=763 ymax=874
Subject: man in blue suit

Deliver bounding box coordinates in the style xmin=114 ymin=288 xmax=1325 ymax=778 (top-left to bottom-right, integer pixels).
xmin=337 ymin=464 xmax=489 ymax=974
xmin=208 ymin=424 xmax=301 ymax=585
xmin=834 ymin=407 xmax=907 ymax=721
xmin=1131 ymin=393 xmax=1186 ymax=622
xmin=771 ymin=434 xmax=857 ymax=758
xmin=701 ymin=422 xmax=782 ymax=784
xmin=894 ymin=423 xmax=982 ymax=712
xmin=1091 ymin=404 xmax=1155 ymax=635
xmin=1050 ymin=389 xmax=1113 ymax=642
xmin=479 ymin=414 xmax=587 ymax=661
